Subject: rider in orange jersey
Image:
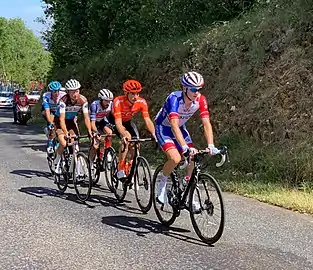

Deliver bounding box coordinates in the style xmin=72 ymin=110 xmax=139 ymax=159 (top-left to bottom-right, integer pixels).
xmin=113 ymin=79 xmax=156 ymax=179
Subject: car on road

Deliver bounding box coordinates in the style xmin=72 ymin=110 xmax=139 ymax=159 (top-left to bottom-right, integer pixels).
xmin=0 ymin=92 xmax=14 ymax=108
xmin=27 ymin=90 xmax=42 ymax=105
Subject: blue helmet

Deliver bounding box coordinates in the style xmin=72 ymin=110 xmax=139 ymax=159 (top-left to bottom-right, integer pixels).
xmin=48 ymin=81 xmax=62 ymax=92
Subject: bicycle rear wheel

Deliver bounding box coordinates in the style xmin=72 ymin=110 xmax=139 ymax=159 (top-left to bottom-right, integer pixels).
xmin=189 ymin=173 xmax=225 ymax=245
xmin=73 ymin=152 xmax=92 ymax=202
xmin=104 ymin=147 xmax=116 ymax=192
xmin=134 ymin=156 xmax=152 ymax=213
xmin=152 ymin=165 xmax=178 ymax=226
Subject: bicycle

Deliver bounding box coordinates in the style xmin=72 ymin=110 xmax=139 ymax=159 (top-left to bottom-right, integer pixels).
xmin=89 ymin=134 xmax=116 ymax=191
xmin=110 ymin=137 xmax=154 ymax=213
xmin=152 ymin=146 xmax=229 ymax=245
xmin=54 ymin=134 xmax=93 ymax=202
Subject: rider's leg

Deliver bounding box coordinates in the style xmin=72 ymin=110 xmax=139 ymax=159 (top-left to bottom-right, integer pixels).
xmin=104 ymin=126 xmax=113 ymax=148
xmin=53 ymin=131 xmax=66 ymax=173
xmin=117 ymin=121 xmax=136 ymax=179
xmin=47 ymin=115 xmax=56 ymax=154
xmin=117 ymin=139 xmax=129 ymax=178
xmin=181 ymin=127 xmax=195 ymax=180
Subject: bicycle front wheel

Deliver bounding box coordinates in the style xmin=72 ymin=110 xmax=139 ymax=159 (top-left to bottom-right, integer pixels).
xmin=92 ymin=148 xmax=102 ymax=186
xmin=134 ymin=156 xmax=152 ymax=213
xmin=104 ymin=147 xmax=116 ymax=193
xmin=54 ymin=155 xmax=68 ymax=193
xmin=73 ymin=152 xmax=92 ymax=202
xmin=110 ymin=152 xmax=127 ymax=202
xmin=189 ymin=173 xmax=225 ymax=245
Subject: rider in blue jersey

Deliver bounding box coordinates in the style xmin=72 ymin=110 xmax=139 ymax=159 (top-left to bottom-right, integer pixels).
xmin=41 ymin=81 xmax=66 ymax=154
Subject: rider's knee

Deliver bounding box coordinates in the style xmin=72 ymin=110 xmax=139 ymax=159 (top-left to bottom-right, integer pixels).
xmin=169 ymin=153 xmax=181 ymax=165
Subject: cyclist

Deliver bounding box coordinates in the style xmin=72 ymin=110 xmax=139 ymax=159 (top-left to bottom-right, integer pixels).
xmin=41 ymin=81 xmax=66 ymax=154
xmin=154 ymin=71 xmax=219 ymax=207
xmin=53 ymin=79 xmax=93 ymax=174
xmin=89 ymin=88 xmax=115 ymax=167
xmin=113 ymin=79 xmax=156 ymax=179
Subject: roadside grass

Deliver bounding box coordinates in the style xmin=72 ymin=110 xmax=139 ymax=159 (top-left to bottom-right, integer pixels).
xmin=220 ymin=177 xmax=313 ymax=214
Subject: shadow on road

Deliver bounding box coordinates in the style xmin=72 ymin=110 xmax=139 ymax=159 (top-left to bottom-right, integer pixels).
xmin=89 ymin=194 xmax=140 ymax=215
xmin=18 ymin=185 xmax=137 ymax=212
xmin=10 ymin=169 xmax=53 ymax=179
xmin=19 ymin=138 xmax=47 ymax=152
xmin=101 ymin=215 xmax=209 ymax=247
xmin=18 ymin=186 xmax=95 ymax=208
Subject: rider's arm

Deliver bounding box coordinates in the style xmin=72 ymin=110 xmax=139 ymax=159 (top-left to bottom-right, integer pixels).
xmin=59 ymin=102 xmax=68 ymax=135
xmin=45 ymin=108 xmax=54 ymax=124
xmin=42 ymin=94 xmax=53 ymax=124
xmin=89 ymin=101 xmax=98 ymax=132
xmin=167 ymin=94 xmax=188 ymax=150
xmin=115 ymin=118 xmax=127 ymax=137
xmin=82 ymin=102 xmax=93 ymax=137
xmin=143 ymin=117 xmax=155 ymax=137
xmin=170 ymin=118 xmax=187 ymax=149
xmin=113 ymin=98 xmax=128 ymax=137
xmin=140 ymin=99 xmax=155 ymax=137
xmin=202 ymin=117 xmax=214 ymax=145
xmin=198 ymin=95 xmax=214 ymax=146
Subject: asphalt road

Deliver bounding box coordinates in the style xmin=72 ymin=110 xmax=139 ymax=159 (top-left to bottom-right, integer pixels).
xmin=0 ymin=108 xmax=312 ymax=270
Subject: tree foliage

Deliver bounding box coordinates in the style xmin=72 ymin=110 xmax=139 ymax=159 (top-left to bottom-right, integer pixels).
xmin=42 ymin=0 xmax=256 ymax=69
xmin=0 ymin=17 xmax=51 ymax=87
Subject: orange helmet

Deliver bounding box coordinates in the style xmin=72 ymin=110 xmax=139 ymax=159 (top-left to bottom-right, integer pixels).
xmin=123 ymin=80 xmax=142 ymax=93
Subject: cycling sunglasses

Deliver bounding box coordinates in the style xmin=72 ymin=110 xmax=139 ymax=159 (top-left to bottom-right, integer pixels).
xmin=187 ymin=87 xmax=202 ymax=93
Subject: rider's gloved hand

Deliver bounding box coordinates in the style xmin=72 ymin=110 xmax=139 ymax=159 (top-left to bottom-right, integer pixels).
xmin=182 ymin=145 xmax=191 ymax=158
xmin=48 ymin=123 xmax=54 ymax=130
xmin=207 ymin=144 xmax=220 ymax=155
xmin=152 ymin=134 xmax=158 ymax=144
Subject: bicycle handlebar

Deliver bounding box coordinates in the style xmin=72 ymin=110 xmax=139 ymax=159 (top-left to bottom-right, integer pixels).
xmin=65 ymin=134 xmax=90 ymax=146
xmin=179 ymin=146 xmax=229 ymax=170
xmin=121 ymin=137 xmax=154 ymax=153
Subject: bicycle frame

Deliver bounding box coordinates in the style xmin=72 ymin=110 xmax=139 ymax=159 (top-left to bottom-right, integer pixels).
xmin=169 ymin=148 xmax=229 ymax=211
xmin=64 ymin=135 xmax=89 ymax=175
xmin=122 ymin=138 xmax=152 ymax=184
xmin=170 ymin=155 xmax=201 ymax=209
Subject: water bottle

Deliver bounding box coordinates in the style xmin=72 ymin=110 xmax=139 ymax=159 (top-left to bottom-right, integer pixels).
xmin=182 ymin=176 xmax=191 ymax=187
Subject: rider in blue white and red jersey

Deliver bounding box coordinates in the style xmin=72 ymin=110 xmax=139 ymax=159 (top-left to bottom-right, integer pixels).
xmin=89 ymin=88 xmax=115 ymax=164
xmin=155 ymin=71 xmax=219 ymax=209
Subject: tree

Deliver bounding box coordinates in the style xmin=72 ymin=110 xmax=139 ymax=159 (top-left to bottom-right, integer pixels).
xmin=0 ymin=17 xmax=51 ymax=88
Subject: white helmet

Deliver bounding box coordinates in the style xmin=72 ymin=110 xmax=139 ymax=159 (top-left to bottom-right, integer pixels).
xmin=98 ymin=89 xmax=113 ymax=101
xmin=181 ymin=71 xmax=204 ymax=88
xmin=65 ymin=79 xmax=81 ymax=90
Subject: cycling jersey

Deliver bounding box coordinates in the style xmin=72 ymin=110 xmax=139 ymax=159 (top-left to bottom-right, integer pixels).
xmin=42 ymin=91 xmax=67 ymax=114
xmin=90 ymin=100 xmax=112 ymax=122
xmin=55 ymin=94 xmax=89 ymax=120
xmin=113 ymin=95 xmax=150 ymax=122
xmin=155 ymin=91 xmax=209 ymax=127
